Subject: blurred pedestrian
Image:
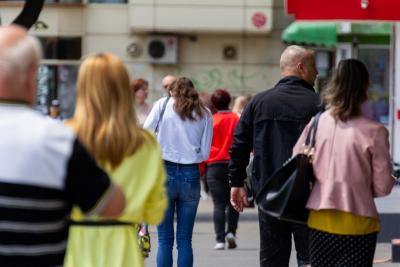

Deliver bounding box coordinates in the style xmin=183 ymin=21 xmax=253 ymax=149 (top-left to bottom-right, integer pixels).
xmin=162 ymin=75 xmax=176 ymax=97
xmin=293 ymin=59 xmax=395 ymax=267
xmin=232 ymin=94 xmax=251 ymax=116
xmin=372 ymin=94 xmax=389 ymax=123
xmin=361 ymin=99 xmax=374 ymax=120
xmin=64 ymin=53 xmax=167 ymax=267
xmin=132 ymin=78 xmax=152 ymax=127
xmin=144 ymin=77 xmax=213 ymax=267
xmin=205 ymin=89 xmax=240 ymax=250
xmin=0 ymin=26 xmax=125 ymax=267
xmin=229 ymin=45 xmax=322 ymax=267
xmin=47 ymin=99 xmax=62 ymax=120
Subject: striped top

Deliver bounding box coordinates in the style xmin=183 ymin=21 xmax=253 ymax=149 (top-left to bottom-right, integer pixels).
xmin=0 ymin=102 xmax=115 ymax=267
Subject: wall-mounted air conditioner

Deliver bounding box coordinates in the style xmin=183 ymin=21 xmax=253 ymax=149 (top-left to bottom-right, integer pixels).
xmin=146 ymin=36 xmax=177 ymax=64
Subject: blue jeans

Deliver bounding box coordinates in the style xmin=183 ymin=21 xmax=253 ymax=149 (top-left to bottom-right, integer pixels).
xmin=156 ymin=161 xmax=201 ymax=267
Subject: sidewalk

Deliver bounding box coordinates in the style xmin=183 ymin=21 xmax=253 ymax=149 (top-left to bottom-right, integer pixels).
xmin=145 ymin=194 xmax=400 ymax=267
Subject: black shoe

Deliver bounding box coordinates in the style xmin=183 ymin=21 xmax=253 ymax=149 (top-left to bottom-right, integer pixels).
xmin=226 ymin=233 xmax=237 ymax=249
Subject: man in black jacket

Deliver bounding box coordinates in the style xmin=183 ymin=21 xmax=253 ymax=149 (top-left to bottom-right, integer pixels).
xmin=229 ymin=45 xmax=323 ymax=267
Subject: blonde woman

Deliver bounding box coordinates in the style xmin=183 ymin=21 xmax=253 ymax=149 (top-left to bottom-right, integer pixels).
xmin=64 ymin=53 xmax=167 ymax=267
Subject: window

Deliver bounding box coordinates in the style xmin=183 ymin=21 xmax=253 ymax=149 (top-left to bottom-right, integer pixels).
xmin=38 ymin=37 xmax=82 ymax=60
xmin=36 ymin=65 xmax=78 ymax=119
xmin=357 ymin=47 xmax=390 ymax=125
xmin=315 ymin=51 xmax=335 ymax=93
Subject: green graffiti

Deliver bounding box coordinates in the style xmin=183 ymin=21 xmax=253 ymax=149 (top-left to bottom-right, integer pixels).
xmin=189 ymin=67 xmax=269 ymax=92
xmin=191 ymin=69 xmax=225 ymax=91
xmin=177 ymin=66 xmax=183 ymax=76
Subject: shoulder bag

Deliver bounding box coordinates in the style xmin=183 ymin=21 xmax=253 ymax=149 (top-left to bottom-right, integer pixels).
xmin=154 ymin=97 xmax=170 ymax=136
xmin=255 ymin=112 xmax=322 ymax=224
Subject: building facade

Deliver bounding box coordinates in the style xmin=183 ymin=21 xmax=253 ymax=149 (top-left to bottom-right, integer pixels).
xmin=0 ymin=0 xmax=293 ymax=118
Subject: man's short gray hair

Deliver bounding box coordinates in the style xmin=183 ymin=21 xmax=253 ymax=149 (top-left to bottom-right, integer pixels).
xmin=286 ymin=45 xmax=309 ymax=55
xmin=0 ymin=34 xmax=42 ymax=75
xmin=280 ymin=45 xmax=313 ymax=71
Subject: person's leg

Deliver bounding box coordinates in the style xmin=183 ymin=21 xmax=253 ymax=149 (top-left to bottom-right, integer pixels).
xmin=223 ymin=164 xmax=239 ymax=237
xmin=156 ymin=199 xmax=175 ymax=267
xmin=309 ymin=229 xmax=334 ymax=267
xmin=206 ymin=164 xmax=229 ymax=244
xmin=176 ymin=164 xmax=201 ymax=267
xmin=226 ymin=202 xmax=239 ymax=235
xmin=156 ymin=162 xmax=178 ymax=267
xmin=310 ymin=229 xmax=377 ymax=267
xmin=258 ymin=208 xmax=292 ymax=267
xmin=290 ymin=222 xmax=311 ymax=267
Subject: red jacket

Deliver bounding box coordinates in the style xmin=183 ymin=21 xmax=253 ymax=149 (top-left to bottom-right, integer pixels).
xmin=204 ymin=111 xmax=239 ymax=164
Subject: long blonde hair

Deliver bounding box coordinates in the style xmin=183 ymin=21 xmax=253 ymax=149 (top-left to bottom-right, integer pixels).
xmin=67 ymin=53 xmax=147 ymax=169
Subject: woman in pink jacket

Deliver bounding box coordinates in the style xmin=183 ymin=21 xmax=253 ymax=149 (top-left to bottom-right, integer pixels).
xmin=293 ymin=59 xmax=395 ymax=267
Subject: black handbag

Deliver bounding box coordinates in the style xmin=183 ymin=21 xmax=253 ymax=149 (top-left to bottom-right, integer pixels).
xmin=255 ymin=112 xmax=322 ymax=224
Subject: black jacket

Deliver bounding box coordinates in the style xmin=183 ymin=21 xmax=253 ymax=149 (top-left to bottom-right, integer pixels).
xmin=228 ymin=76 xmax=323 ymax=196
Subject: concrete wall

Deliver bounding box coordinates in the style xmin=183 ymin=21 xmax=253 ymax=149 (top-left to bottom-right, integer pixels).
xmin=129 ymin=0 xmax=274 ymax=34
xmin=0 ymin=0 xmax=293 ymax=103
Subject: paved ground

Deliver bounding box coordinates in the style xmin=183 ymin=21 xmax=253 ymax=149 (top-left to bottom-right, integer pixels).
xmin=145 ymin=188 xmax=400 ymax=267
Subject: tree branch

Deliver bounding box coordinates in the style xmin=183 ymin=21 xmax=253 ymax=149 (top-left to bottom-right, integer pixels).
xmin=12 ymin=0 xmax=45 ymax=29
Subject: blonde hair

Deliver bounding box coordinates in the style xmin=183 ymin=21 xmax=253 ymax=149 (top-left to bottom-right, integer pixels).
xmin=67 ymin=53 xmax=148 ymax=169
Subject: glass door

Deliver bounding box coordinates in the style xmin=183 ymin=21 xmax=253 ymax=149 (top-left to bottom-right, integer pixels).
xmin=357 ymin=46 xmax=390 ymax=126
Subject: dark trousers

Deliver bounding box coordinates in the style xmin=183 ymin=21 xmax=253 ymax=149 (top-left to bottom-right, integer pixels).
xmin=258 ymin=208 xmax=310 ymax=267
xmin=206 ymin=163 xmax=239 ymax=243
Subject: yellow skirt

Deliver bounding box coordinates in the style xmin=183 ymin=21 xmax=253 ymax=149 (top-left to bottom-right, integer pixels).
xmin=64 ymin=225 xmax=142 ymax=267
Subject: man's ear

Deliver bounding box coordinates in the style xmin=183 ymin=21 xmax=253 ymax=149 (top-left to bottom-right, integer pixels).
xmin=297 ymin=62 xmax=305 ymax=73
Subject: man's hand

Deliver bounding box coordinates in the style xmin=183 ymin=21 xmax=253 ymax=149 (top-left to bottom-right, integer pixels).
xmin=230 ymin=187 xmax=249 ymax=213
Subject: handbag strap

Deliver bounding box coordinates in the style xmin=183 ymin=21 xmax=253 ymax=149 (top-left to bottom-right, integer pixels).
xmin=305 ymin=111 xmax=323 ymax=148
xmin=155 ymin=97 xmax=170 ymax=134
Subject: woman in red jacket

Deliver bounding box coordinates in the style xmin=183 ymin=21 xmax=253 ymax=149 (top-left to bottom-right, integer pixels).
xmin=205 ymin=89 xmax=240 ymax=250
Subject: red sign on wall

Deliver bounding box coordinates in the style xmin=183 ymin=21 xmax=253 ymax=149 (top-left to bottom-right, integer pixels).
xmin=252 ymin=12 xmax=267 ymax=28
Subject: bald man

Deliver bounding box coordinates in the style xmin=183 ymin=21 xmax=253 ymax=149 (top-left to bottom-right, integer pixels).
xmin=229 ymin=45 xmax=323 ymax=267
xmin=161 ymin=75 xmax=176 ymax=97
xmin=0 ymin=26 xmax=125 ymax=267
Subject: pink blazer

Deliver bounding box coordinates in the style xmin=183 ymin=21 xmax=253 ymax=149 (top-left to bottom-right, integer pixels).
xmin=293 ymin=111 xmax=395 ymax=220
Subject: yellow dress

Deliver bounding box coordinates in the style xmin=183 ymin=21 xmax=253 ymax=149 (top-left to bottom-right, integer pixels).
xmin=64 ymin=133 xmax=167 ymax=267
xmin=308 ymin=209 xmax=380 ymax=235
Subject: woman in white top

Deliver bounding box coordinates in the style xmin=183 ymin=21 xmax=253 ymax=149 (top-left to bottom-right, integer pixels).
xmin=144 ymin=77 xmax=213 ymax=267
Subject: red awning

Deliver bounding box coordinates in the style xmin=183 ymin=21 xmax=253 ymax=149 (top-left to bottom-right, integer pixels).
xmin=286 ymin=0 xmax=400 ymax=21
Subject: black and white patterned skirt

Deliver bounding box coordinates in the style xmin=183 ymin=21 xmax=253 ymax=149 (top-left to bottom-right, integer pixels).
xmin=310 ymin=229 xmax=377 ymax=267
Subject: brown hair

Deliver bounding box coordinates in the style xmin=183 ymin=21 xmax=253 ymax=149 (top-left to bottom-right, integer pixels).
xmin=131 ymin=78 xmax=148 ymax=93
xmin=167 ymin=79 xmax=176 ymax=96
xmin=67 ymin=53 xmax=149 ymax=169
xmin=171 ymin=77 xmax=209 ymax=121
xmin=322 ymin=59 xmax=369 ymax=122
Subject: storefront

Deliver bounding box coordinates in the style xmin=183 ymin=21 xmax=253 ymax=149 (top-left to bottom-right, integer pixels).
xmin=285 ymin=0 xmax=400 ymax=164
xmin=282 ymin=22 xmax=391 ymax=129
xmin=36 ymin=37 xmax=80 ymax=119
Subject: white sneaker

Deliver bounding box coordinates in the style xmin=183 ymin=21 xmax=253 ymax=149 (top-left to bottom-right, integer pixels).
xmin=200 ymin=190 xmax=210 ymax=201
xmin=214 ymin=243 xmax=225 ymax=250
xmin=226 ymin=233 xmax=237 ymax=249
